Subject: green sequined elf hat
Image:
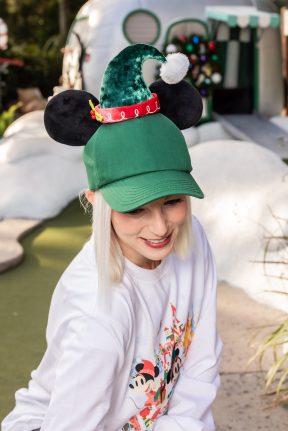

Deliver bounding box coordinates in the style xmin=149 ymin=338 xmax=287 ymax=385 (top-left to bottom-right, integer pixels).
xmin=44 ymin=43 xmax=204 ymax=212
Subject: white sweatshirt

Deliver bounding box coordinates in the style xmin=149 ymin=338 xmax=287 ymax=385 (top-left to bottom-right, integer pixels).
xmin=2 ymin=216 xmax=222 ymax=431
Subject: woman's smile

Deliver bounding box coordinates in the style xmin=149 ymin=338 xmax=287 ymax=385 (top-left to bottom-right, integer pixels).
xmin=140 ymin=233 xmax=172 ymax=248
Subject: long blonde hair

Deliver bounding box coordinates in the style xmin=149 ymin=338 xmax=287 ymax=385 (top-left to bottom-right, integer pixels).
xmin=80 ymin=191 xmax=192 ymax=305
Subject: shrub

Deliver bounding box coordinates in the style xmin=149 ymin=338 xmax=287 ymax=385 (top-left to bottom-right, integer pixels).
xmin=249 ymin=215 xmax=288 ymax=406
xmin=0 ymin=102 xmax=22 ymax=137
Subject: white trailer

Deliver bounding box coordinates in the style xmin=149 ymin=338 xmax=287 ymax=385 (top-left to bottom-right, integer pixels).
xmin=62 ymin=0 xmax=252 ymax=96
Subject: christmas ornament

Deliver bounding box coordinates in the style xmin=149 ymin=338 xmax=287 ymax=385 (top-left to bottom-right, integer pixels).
xmin=211 ymin=72 xmax=222 ymax=84
xmin=163 ymin=34 xmax=222 ymax=97
xmin=165 ymin=43 xmax=178 ymax=54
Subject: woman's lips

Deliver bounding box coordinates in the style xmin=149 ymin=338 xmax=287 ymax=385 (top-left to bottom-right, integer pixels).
xmin=141 ymin=233 xmax=172 ymax=249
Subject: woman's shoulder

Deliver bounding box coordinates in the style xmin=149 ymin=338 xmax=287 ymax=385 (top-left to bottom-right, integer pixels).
xmin=191 ymin=214 xmax=217 ymax=322
xmin=190 ymin=214 xmax=215 ymax=276
xmin=174 ymin=214 xmax=212 ymax=267
xmin=55 ymin=237 xmax=98 ymax=309
xmin=46 ymin=237 xmax=133 ymax=345
xmin=191 ymin=214 xmax=209 ymax=247
xmin=169 ymin=214 xmax=216 ymax=322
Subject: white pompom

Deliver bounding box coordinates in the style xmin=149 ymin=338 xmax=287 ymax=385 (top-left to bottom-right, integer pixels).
xmin=160 ymin=53 xmax=189 ymax=84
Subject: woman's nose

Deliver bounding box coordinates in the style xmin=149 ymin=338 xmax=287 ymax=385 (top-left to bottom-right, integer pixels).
xmin=149 ymin=210 xmax=169 ymax=237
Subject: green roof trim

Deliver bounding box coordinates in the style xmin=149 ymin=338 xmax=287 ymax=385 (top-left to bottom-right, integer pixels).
xmin=227 ymin=15 xmax=238 ymax=28
xmin=249 ymin=16 xmax=259 ymax=28
xmin=270 ymin=15 xmax=280 ymax=28
xmin=205 ymin=6 xmax=279 ymax=29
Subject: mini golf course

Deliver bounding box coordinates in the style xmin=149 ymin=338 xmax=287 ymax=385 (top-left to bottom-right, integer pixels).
xmin=0 ymin=199 xmax=91 ymax=420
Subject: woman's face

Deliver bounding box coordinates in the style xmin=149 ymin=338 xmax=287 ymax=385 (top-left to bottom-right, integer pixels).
xmin=111 ymin=195 xmax=188 ymax=269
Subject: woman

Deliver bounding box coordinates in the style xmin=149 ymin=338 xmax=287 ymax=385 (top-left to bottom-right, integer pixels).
xmin=2 ymin=44 xmax=222 ymax=431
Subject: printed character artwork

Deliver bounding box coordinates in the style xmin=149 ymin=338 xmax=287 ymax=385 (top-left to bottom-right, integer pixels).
xmin=122 ymin=304 xmax=196 ymax=430
xmin=167 ymin=346 xmax=181 ymax=385
xmin=128 ymin=360 xmax=160 ymax=406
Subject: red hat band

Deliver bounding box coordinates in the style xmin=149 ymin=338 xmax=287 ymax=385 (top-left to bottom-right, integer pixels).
xmin=90 ymin=93 xmax=160 ymax=124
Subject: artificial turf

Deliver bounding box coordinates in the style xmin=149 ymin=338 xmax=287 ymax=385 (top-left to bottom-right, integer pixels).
xmin=0 ymin=199 xmax=92 ymax=421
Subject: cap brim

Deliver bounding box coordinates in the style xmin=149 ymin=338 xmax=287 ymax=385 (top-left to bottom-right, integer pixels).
xmin=100 ymin=170 xmax=204 ymax=212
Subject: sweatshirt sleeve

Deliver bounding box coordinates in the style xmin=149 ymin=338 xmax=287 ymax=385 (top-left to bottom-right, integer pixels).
xmin=2 ymin=314 xmax=124 ymax=431
xmin=154 ymin=223 xmax=223 ymax=431
xmin=37 ymin=314 xmax=124 ymax=431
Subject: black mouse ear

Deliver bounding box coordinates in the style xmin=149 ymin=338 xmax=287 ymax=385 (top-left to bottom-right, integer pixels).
xmin=149 ymin=79 xmax=203 ymax=129
xmin=44 ymin=89 xmax=101 ymax=146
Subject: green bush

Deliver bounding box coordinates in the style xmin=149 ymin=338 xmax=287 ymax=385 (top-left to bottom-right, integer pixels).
xmin=250 ymin=318 xmax=288 ymax=406
xmin=0 ymin=102 xmax=22 ymax=137
xmin=2 ymin=38 xmax=63 ymax=101
xmin=249 ymin=215 xmax=288 ymax=406
xmin=0 ymin=0 xmax=84 ymax=106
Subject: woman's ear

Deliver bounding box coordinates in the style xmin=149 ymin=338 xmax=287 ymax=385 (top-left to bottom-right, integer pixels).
xmin=85 ymin=190 xmax=95 ymax=204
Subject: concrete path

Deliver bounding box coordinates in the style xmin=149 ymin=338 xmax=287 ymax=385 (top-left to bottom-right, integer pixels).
xmin=213 ymin=282 xmax=288 ymax=430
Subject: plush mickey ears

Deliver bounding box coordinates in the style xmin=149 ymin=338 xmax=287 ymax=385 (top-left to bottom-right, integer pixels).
xmin=44 ymin=90 xmax=100 ymax=147
xmin=44 ymin=44 xmax=203 ymax=146
xmin=150 ymin=79 xmax=202 ymax=130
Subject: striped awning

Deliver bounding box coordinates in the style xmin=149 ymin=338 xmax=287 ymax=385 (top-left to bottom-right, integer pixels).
xmin=0 ymin=18 xmax=8 ymax=50
xmin=205 ymin=6 xmax=279 ymax=29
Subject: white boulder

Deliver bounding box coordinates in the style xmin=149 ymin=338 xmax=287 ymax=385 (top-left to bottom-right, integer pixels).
xmin=181 ymin=127 xmax=199 ymax=148
xmin=198 ymin=121 xmax=233 ymax=143
xmin=0 ymin=111 xmax=87 ymax=219
xmin=181 ymin=121 xmax=233 ymax=149
xmin=190 ymin=139 xmax=288 ymax=312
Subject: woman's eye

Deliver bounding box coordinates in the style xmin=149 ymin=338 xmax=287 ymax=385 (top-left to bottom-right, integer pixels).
xmin=164 ymin=198 xmax=183 ymax=206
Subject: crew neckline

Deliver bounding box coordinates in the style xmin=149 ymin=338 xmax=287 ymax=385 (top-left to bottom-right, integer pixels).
xmin=124 ymin=255 xmax=171 ymax=282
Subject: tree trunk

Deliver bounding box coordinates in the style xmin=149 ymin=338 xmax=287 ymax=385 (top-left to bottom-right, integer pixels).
xmin=59 ymin=0 xmax=68 ymax=37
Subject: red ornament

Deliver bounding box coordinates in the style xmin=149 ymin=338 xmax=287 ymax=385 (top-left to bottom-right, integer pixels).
xmin=190 ymin=54 xmax=198 ymax=64
xmin=178 ymin=34 xmax=188 ymax=43
xmin=208 ymin=41 xmax=216 ymax=51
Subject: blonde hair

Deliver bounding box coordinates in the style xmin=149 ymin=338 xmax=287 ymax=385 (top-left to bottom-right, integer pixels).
xmin=80 ymin=191 xmax=192 ymax=305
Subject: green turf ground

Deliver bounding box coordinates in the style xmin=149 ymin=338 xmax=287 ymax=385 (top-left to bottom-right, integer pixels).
xmin=0 ymin=199 xmax=92 ymax=421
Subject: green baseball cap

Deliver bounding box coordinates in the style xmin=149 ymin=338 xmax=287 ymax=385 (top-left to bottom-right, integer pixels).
xmin=83 ymin=113 xmax=203 ymax=212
